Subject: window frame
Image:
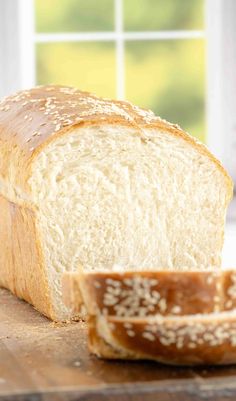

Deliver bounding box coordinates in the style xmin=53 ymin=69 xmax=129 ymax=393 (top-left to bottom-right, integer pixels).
xmin=0 ymin=0 xmax=35 ymax=98
xmin=206 ymin=0 xmax=236 ymax=185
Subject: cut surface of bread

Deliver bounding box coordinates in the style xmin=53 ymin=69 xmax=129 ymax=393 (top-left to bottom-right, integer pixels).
xmin=0 ymin=85 xmax=233 ymax=320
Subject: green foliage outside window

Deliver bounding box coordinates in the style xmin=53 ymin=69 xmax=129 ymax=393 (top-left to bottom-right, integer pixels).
xmin=36 ymin=0 xmax=205 ymax=141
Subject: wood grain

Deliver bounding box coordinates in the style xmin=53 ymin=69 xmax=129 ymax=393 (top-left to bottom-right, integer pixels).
xmin=1 ymin=288 xmax=236 ymax=400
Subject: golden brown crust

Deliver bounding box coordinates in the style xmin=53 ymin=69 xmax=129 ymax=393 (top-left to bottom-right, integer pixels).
xmin=0 ymin=85 xmax=233 ymax=198
xmin=63 ymin=270 xmax=236 ymax=318
xmin=0 ymin=194 xmax=53 ymax=318
xmin=88 ymin=313 xmax=236 ymax=365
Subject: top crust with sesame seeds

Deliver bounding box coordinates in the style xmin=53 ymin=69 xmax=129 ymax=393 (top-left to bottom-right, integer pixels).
xmin=0 ymin=85 xmax=232 ymax=197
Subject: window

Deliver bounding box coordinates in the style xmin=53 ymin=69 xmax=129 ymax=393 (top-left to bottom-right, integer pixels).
xmin=35 ymin=0 xmax=205 ymax=142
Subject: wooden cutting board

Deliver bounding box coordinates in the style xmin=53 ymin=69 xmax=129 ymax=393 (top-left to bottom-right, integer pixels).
xmin=1 ymin=288 xmax=236 ymax=401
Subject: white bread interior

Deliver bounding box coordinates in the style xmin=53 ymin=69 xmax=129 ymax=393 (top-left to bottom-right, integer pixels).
xmin=29 ymin=124 xmax=230 ymax=320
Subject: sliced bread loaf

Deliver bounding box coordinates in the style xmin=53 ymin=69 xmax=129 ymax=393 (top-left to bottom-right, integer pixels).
xmin=0 ymin=85 xmax=233 ymax=320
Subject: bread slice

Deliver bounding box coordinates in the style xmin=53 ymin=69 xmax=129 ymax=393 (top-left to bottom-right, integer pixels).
xmin=88 ymin=313 xmax=236 ymax=365
xmin=63 ymin=271 xmax=236 ymax=365
xmin=0 ymin=85 xmax=233 ymax=320
xmin=63 ymin=270 xmax=236 ymax=318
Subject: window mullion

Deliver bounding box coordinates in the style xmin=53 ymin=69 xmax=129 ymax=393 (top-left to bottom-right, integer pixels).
xmin=115 ymin=0 xmax=125 ymax=99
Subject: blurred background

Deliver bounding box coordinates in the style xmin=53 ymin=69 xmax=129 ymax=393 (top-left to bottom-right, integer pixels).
xmin=35 ymin=0 xmax=205 ymax=142
xmin=0 ymin=0 xmax=235 ymax=225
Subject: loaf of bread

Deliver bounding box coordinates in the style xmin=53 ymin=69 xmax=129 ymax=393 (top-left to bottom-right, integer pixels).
xmin=0 ymin=85 xmax=233 ymax=321
xmin=63 ymin=270 xmax=236 ymax=365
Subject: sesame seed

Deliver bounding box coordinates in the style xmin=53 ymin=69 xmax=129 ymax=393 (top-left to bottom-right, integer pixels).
xmin=123 ymin=277 xmax=133 ymax=286
xmin=124 ymin=322 xmax=133 ymax=329
xmin=108 ymin=322 xmax=115 ymax=331
xmin=150 ymin=279 xmax=158 ymax=285
xmin=188 ymin=342 xmax=197 ymax=349
xmin=0 ymin=104 xmax=10 ymax=111
xmin=152 ymin=291 xmax=160 ymax=300
xmin=159 ymin=298 xmax=167 ymax=313
xmin=103 ymin=296 xmax=118 ymax=306
xmin=207 ymin=276 xmax=214 ymax=285
xmin=62 ymin=119 xmax=73 ymax=126
xmin=203 ymin=333 xmax=215 ymax=342
xmin=160 ymin=337 xmax=175 ymax=346
xmin=142 ymin=332 xmax=155 ymax=342
xmin=171 ymin=305 xmax=182 ymax=314
xmin=55 ymin=124 xmax=61 ymax=132
xmin=225 ymin=300 xmax=233 ymax=308
xmin=127 ymin=330 xmax=135 ymax=337
xmin=176 ymin=341 xmax=184 ymax=349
